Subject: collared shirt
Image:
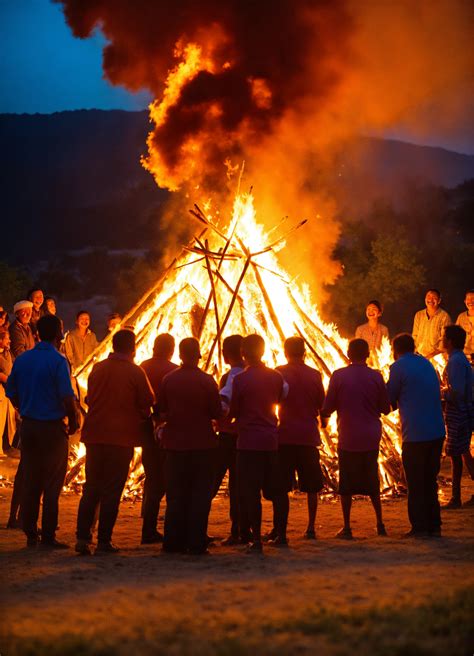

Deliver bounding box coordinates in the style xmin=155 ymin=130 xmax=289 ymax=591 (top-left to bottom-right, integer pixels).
xmin=355 ymin=323 xmax=389 ymax=352
xmin=6 ymin=341 xmax=75 ymax=420
xmin=82 ymin=353 xmax=155 ymax=448
xmin=9 ymin=320 xmax=35 ymax=358
xmin=157 ymin=365 xmax=222 ymax=450
xmin=455 ymin=311 xmax=474 ymax=356
xmin=412 ymin=307 xmax=451 ymax=357
xmin=321 ymin=363 xmax=390 ymax=451
xmin=64 ymin=328 xmax=99 ymax=372
xmin=387 ymin=352 xmax=445 ymax=443
xmin=140 ymin=356 xmax=178 ymax=397
xmin=276 ymin=362 xmax=325 ymax=446
xmin=229 ymin=364 xmax=286 ymax=451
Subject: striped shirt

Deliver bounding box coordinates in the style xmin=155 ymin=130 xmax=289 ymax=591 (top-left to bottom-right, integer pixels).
xmin=455 ymin=312 xmax=474 ymax=356
xmin=355 ymin=323 xmax=389 ymax=352
xmin=412 ymin=308 xmax=451 ymax=358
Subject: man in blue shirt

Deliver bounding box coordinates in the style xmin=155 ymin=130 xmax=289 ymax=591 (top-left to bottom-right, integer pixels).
xmin=6 ymin=315 xmax=78 ymax=549
xmin=387 ymin=333 xmax=445 ymax=537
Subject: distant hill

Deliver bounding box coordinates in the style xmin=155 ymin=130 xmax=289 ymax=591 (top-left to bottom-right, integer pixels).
xmin=1 ymin=109 xmax=473 ymax=262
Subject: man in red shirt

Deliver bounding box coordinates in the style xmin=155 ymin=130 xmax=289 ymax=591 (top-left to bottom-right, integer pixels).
xmin=140 ymin=334 xmax=178 ymax=544
xmin=321 ymin=338 xmax=391 ymax=539
xmin=75 ymin=330 xmax=155 ymax=554
xmin=158 ymin=338 xmax=222 ymax=555
xmin=229 ymin=334 xmax=287 ymax=553
xmin=269 ymin=336 xmax=325 ymax=545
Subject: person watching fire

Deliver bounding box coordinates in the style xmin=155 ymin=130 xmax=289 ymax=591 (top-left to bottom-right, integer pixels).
xmin=64 ymin=310 xmax=99 ymax=373
xmin=456 ymin=289 xmax=474 ymax=358
xmin=355 ymin=300 xmax=389 ymax=353
xmin=27 ymin=287 xmax=44 ymax=340
xmin=139 ymin=333 xmax=178 ymax=544
xmin=9 ymin=300 xmax=35 ymax=358
xmin=228 ymin=334 xmax=288 ymax=554
xmin=412 ymin=288 xmax=451 ymax=359
xmin=268 ymin=336 xmax=326 ymax=545
xmin=157 ymin=337 xmax=222 ymax=555
xmin=321 ymin=338 xmax=390 ymax=539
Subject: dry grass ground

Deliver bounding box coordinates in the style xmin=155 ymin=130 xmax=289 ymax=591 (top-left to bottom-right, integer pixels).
xmin=0 ymin=455 xmax=473 ymax=656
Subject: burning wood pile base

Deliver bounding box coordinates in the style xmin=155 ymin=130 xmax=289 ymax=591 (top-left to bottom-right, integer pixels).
xmin=68 ymin=192 xmax=406 ymax=498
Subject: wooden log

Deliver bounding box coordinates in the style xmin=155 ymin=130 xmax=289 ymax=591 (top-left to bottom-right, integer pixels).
xmin=251 ymin=262 xmax=286 ymax=344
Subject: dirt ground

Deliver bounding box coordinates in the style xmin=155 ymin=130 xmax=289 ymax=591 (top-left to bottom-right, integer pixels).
xmin=0 ymin=454 xmax=473 ymax=656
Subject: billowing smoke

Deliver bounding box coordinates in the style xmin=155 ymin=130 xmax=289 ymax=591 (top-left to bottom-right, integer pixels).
xmin=57 ymin=0 xmax=473 ymax=294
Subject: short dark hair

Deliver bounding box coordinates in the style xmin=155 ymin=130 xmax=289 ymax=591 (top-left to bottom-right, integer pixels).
xmin=76 ymin=310 xmax=90 ymax=320
xmin=179 ymin=337 xmax=200 ymax=362
xmin=426 ymin=288 xmax=441 ymax=299
xmin=37 ymin=315 xmax=62 ymax=342
xmin=367 ymin=300 xmax=382 ymax=313
xmin=108 ymin=312 xmax=121 ymax=321
xmin=242 ymin=334 xmax=265 ymax=360
xmin=347 ymin=338 xmax=369 ymax=362
xmin=465 ymin=289 xmax=474 ymax=296
xmin=284 ymin=336 xmax=305 ymax=359
xmin=27 ymin=287 xmax=43 ymax=300
xmin=113 ymin=329 xmax=136 ymax=354
xmin=153 ymin=333 xmax=175 ymax=358
xmin=444 ymin=324 xmax=466 ymax=350
xmin=222 ymin=334 xmax=243 ymax=361
xmin=392 ymin=333 xmax=415 ymax=356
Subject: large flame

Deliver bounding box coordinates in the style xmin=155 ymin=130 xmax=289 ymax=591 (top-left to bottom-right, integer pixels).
xmin=71 ymin=191 xmax=404 ymax=497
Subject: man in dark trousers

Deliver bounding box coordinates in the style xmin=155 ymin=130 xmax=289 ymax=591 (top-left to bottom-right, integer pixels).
xmin=140 ymin=333 xmax=178 ymax=544
xmin=229 ymin=334 xmax=288 ymax=553
xmin=212 ymin=334 xmax=250 ymax=546
xmin=387 ymin=333 xmax=446 ymax=537
xmin=269 ymin=336 xmax=326 ymax=545
xmin=75 ymin=330 xmax=155 ymax=554
xmin=6 ymin=314 xmax=78 ymax=548
xmin=158 ymin=337 xmax=222 ymax=555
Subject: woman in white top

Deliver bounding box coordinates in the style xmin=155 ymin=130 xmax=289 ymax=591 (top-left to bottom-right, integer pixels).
xmin=355 ymin=300 xmax=389 ymax=353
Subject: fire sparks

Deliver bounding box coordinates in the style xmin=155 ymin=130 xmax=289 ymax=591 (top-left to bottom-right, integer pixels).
xmin=71 ymin=191 xmax=405 ymax=496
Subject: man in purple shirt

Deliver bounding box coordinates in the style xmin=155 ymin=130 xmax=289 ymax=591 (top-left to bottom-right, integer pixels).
xmin=268 ymin=337 xmax=325 ymax=545
xmin=229 ymin=334 xmax=287 ymax=553
xmin=321 ymin=338 xmax=390 ymax=539
xmin=158 ymin=338 xmax=222 ymax=555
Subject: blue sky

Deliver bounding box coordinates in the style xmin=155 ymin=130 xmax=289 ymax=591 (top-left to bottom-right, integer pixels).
xmin=0 ymin=0 xmax=151 ymax=113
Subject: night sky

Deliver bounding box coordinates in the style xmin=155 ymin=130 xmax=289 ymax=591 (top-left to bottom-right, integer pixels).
xmin=0 ymin=0 xmax=472 ymax=154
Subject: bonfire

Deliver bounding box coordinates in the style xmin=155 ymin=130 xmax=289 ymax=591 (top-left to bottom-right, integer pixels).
xmin=66 ymin=190 xmax=405 ymax=498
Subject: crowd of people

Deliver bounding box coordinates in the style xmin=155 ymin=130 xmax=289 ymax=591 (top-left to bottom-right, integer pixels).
xmin=0 ymin=286 xmax=473 ymax=555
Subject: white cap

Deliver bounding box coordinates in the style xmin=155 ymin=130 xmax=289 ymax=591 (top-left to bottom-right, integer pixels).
xmin=13 ymin=300 xmax=33 ymax=313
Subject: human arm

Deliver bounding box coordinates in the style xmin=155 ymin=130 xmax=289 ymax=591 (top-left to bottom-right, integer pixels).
xmin=386 ymin=363 xmax=401 ymax=411
xmin=209 ymin=377 xmax=224 ymax=420
xmin=377 ymin=373 xmax=391 ymax=415
xmin=5 ymin=364 xmax=18 ymax=409
xmin=320 ymin=373 xmax=337 ymax=428
xmin=136 ymin=369 xmax=156 ymax=418
xmin=443 ymin=357 xmax=468 ymax=404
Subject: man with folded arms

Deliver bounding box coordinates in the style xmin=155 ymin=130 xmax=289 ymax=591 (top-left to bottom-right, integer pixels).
xmin=158 ymin=337 xmax=222 ymax=555
xmin=6 ymin=314 xmax=78 ymax=549
xmin=75 ymin=329 xmax=155 ymax=554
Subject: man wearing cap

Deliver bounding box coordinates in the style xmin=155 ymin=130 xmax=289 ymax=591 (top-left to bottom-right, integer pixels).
xmin=9 ymin=301 xmax=35 ymax=358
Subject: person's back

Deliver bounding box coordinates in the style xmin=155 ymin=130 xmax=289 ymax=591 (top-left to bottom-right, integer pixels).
xmin=388 ymin=352 xmax=444 ymax=443
xmin=160 ymin=365 xmax=221 ymax=450
xmin=83 ymin=354 xmax=154 ymax=447
xmin=324 ymin=363 xmax=389 ymax=451
xmin=231 ymin=364 xmax=285 ymax=450
xmin=277 ymin=361 xmax=324 ymax=446
xmin=141 ymin=357 xmax=178 ymax=396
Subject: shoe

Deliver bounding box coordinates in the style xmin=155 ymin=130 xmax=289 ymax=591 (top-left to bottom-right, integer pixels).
xmin=268 ymin=536 xmax=289 ymax=548
xmin=75 ymin=540 xmax=92 ymax=555
xmin=377 ymin=523 xmax=387 ymax=536
xmin=39 ymin=539 xmax=70 ymax=550
xmin=206 ymin=535 xmax=218 ymax=545
xmin=463 ymin=495 xmax=474 ymax=508
xmin=262 ymin=529 xmax=278 ymax=543
xmin=141 ymin=532 xmax=164 ymax=545
xmin=303 ymin=530 xmax=316 ymax=540
xmin=442 ymin=498 xmax=462 ymax=510
xmin=26 ymin=537 xmax=38 ymax=548
xmin=335 ymin=527 xmax=353 ymax=540
xmin=221 ymin=535 xmax=241 ymax=546
xmin=402 ymin=529 xmax=428 ymax=538
xmin=245 ymin=541 xmax=263 ymax=554
xmin=95 ymin=542 xmax=120 ymax=554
